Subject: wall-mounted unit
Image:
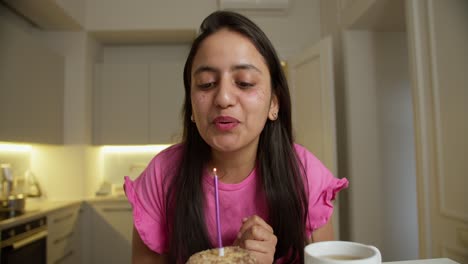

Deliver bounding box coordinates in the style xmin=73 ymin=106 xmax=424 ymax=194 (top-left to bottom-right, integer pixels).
xmin=218 ymin=0 xmax=290 ymax=11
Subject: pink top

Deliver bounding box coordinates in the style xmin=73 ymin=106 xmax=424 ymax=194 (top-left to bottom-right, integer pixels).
xmin=124 ymin=143 xmax=348 ymax=255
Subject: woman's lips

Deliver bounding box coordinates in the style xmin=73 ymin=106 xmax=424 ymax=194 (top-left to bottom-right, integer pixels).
xmin=213 ymin=116 xmax=240 ymax=131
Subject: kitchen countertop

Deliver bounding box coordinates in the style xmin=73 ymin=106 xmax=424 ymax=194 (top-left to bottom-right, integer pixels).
xmin=86 ymin=194 xmax=128 ymax=202
xmin=0 ymin=195 xmax=129 ymax=229
xmin=0 ymin=199 xmax=82 ymax=229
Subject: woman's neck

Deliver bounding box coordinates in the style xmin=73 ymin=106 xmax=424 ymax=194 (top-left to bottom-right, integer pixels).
xmin=209 ymin=144 xmax=258 ymax=184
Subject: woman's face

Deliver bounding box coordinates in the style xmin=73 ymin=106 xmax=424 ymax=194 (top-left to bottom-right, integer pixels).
xmin=190 ymin=29 xmax=278 ymax=154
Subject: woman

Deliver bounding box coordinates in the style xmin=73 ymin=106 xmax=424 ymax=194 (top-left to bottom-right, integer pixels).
xmin=124 ymin=10 xmax=348 ymax=264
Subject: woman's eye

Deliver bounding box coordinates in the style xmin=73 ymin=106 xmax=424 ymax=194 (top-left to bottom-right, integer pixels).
xmin=236 ymin=81 xmax=254 ymax=89
xmin=197 ymin=82 xmax=216 ymax=89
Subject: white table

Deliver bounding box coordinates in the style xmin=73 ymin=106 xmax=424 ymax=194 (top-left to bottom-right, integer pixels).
xmin=384 ymin=258 xmax=459 ymax=264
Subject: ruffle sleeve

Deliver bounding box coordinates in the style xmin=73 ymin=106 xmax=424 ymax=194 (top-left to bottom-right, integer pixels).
xmin=123 ymin=144 xmax=182 ymax=254
xmin=124 ymin=174 xmax=169 ymax=254
xmin=307 ymin=175 xmax=348 ymax=234
xmin=293 ymin=144 xmax=349 ymax=238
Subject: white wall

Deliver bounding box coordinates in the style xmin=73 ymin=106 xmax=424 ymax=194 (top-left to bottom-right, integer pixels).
xmin=343 ymin=31 xmax=418 ymax=261
xmin=343 ymin=30 xmax=384 ymax=248
xmin=84 ymin=0 xmax=320 ymax=59
xmin=27 ymin=31 xmax=101 ymax=200
xmin=54 ymin=0 xmax=86 ymax=27
xmin=101 ymin=45 xmax=190 ymax=64
xmin=85 ymin=0 xmax=217 ymax=31
xmin=375 ymin=32 xmax=418 ymax=261
xmin=244 ymin=0 xmax=321 ymax=59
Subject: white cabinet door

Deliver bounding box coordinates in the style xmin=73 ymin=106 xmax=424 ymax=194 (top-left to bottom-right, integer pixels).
xmin=0 ymin=18 xmax=64 ymax=144
xmin=47 ymin=205 xmax=82 ymax=264
xmin=88 ymin=200 xmax=133 ymax=264
xmin=288 ymin=37 xmax=340 ymax=236
xmin=289 ymin=37 xmax=337 ymax=175
xmin=149 ymin=62 xmax=185 ymax=144
xmin=94 ymin=63 xmax=150 ymax=144
xmin=94 ymin=62 xmax=185 ymax=144
xmin=406 ymin=0 xmax=468 ymax=262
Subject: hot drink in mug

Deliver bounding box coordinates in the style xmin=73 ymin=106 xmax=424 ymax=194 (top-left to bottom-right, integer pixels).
xmin=305 ymin=241 xmax=381 ymax=264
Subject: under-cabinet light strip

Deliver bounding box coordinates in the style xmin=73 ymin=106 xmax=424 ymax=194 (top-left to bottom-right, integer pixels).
xmin=101 ymin=145 xmax=171 ymax=153
xmin=0 ymin=143 xmax=32 ymax=152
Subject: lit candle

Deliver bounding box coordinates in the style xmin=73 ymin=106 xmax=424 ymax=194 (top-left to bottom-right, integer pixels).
xmin=213 ymin=168 xmax=224 ymax=256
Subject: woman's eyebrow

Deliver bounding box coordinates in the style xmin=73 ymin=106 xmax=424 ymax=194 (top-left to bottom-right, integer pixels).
xmin=193 ymin=64 xmax=262 ymax=76
xmin=193 ymin=65 xmax=218 ymax=76
xmin=231 ymin=64 xmax=262 ymax=74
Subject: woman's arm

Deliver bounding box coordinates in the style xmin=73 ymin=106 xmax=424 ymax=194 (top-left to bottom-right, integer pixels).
xmin=132 ymin=226 xmax=168 ymax=264
xmin=309 ymin=216 xmax=335 ymax=243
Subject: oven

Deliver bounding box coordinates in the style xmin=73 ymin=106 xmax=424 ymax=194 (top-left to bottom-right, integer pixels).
xmin=0 ymin=216 xmax=47 ymax=264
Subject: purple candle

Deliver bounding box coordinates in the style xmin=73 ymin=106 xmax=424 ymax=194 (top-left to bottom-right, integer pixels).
xmin=213 ymin=168 xmax=224 ymax=256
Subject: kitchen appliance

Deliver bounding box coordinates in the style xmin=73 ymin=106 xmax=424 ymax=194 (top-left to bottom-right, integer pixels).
xmin=1 ymin=164 xmax=14 ymax=197
xmin=0 ymin=194 xmax=26 ymax=219
xmin=1 ymin=164 xmax=26 ymax=217
xmin=24 ymin=170 xmax=41 ymax=197
xmin=0 ymin=216 xmax=47 ymax=264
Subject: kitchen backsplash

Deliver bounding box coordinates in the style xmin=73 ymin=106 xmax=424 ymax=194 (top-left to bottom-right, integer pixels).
xmin=0 ymin=143 xmax=169 ymax=199
xmin=99 ymin=145 xmax=170 ymax=185
xmin=0 ymin=145 xmax=31 ymax=182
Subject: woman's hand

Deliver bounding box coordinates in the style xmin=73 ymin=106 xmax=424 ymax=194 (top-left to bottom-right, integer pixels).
xmin=233 ymin=215 xmax=277 ymax=264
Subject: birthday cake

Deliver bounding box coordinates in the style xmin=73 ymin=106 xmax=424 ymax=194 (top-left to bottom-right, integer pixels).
xmin=186 ymin=246 xmax=256 ymax=263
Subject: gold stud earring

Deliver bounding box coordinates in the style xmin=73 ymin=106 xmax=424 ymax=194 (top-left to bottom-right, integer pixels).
xmin=272 ymin=112 xmax=278 ymax=120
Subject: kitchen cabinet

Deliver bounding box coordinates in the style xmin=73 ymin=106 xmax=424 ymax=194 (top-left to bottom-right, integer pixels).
xmin=148 ymin=62 xmax=184 ymax=143
xmin=94 ymin=63 xmax=150 ymax=144
xmin=86 ymin=200 xmax=133 ymax=264
xmin=94 ymin=62 xmax=184 ymax=144
xmin=0 ymin=17 xmax=64 ymax=144
xmin=47 ymin=204 xmax=82 ymax=264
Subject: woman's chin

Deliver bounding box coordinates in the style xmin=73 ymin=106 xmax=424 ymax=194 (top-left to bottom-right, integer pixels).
xmin=209 ymin=138 xmax=259 ymax=155
xmin=211 ymin=143 xmax=240 ymax=153
xmin=209 ymin=139 xmax=244 ymax=153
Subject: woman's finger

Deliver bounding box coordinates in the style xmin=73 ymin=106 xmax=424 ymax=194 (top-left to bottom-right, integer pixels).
xmin=239 ymin=228 xmax=277 ymax=264
xmin=237 ymin=215 xmax=273 ymax=239
xmin=240 ymin=224 xmax=274 ymax=242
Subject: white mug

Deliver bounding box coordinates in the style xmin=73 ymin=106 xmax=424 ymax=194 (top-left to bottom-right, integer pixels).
xmin=304 ymin=241 xmax=381 ymax=264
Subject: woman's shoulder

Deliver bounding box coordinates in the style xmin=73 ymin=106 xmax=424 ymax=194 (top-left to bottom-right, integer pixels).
xmin=150 ymin=143 xmax=184 ymax=165
xmin=292 ymin=143 xmax=332 ymax=178
xmin=141 ymin=143 xmax=184 ymax=179
xmin=293 ymin=143 xmax=321 ymax=164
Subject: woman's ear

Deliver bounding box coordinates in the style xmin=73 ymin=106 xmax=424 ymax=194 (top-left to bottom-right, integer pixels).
xmin=268 ymin=94 xmax=280 ymax=121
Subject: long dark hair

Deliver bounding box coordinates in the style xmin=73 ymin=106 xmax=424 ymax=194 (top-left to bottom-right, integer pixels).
xmin=166 ymin=11 xmax=308 ymax=263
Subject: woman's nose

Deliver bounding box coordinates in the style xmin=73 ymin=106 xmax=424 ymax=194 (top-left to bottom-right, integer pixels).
xmin=214 ymin=78 xmax=236 ymax=108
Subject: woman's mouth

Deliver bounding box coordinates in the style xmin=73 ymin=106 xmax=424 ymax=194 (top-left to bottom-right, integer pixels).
xmin=213 ymin=116 xmax=240 ymax=131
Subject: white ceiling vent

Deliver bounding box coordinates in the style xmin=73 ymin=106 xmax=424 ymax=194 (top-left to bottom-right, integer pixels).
xmin=218 ymin=0 xmax=290 ymax=11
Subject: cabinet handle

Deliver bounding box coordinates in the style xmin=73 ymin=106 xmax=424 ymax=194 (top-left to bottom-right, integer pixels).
xmin=53 ymin=231 xmax=74 ymax=245
xmin=102 ymin=207 xmax=132 ymax=212
xmin=54 ymin=250 xmax=74 ymax=264
xmin=53 ymin=213 xmax=74 ymax=224
xmin=12 ymin=230 xmax=48 ymax=249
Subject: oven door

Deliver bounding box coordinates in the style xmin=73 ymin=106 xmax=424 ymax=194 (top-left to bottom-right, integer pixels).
xmin=1 ymin=229 xmax=47 ymax=264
